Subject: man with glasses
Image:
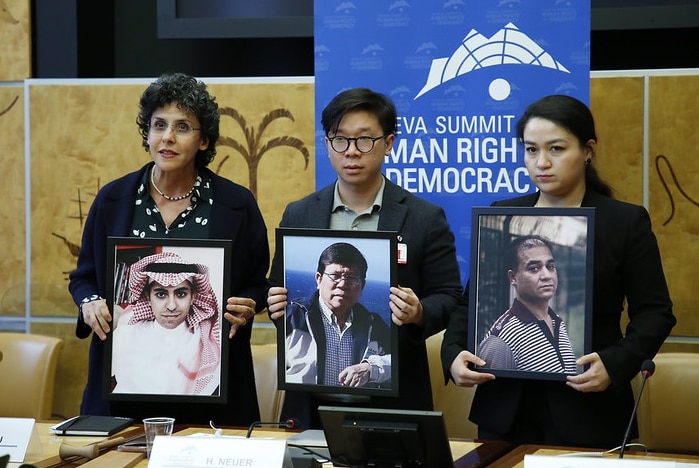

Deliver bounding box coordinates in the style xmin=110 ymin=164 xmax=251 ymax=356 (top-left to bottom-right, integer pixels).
xmin=285 ymin=242 xmax=391 ymax=387
xmin=267 ymin=87 xmax=464 ymax=428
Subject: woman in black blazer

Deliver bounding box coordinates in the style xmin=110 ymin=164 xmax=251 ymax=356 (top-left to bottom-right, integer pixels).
xmin=442 ymin=95 xmax=676 ymax=448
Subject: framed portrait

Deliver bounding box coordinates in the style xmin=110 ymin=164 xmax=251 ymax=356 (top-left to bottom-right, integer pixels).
xmin=276 ymin=228 xmax=398 ymax=397
xmin=468 ymin=207 xmax=595 ymax=381
xmin=104 ymin=237 xmax=231 ymax=403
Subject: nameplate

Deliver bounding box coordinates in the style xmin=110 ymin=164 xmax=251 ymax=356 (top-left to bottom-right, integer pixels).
xmin=149 ymin=436 xmax=288 ymax=467
xmin=0 ymin=418 xmax=37 ymax=462
xmin=524 ymin=454 xmax=677 ymax=467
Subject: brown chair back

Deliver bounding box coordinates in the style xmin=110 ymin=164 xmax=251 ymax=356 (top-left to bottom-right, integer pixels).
xmin=251 ymin=343 xmax=285 ymax=422
xmin=426 ymin=330 xmax=478 ymax=439
xmin=636 ymin=352 xmax=699 ymax=453
xmin=0 ymin=332 xmax=64 ymax=420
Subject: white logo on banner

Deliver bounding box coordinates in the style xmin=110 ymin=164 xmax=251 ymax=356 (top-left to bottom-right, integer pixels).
xmin=414 ymin=22 xmax=570 ymax=100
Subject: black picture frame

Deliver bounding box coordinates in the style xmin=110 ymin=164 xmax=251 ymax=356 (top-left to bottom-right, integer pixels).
xmin=104 ymin=237 xmax=231 ymax=403
xmin=468 ymin=207 xmax=595 ymax=381
xmin=276 ymin=228 xmax=398 ymax=397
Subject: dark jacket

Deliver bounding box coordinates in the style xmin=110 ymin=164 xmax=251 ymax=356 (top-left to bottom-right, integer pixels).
xmin=286 ymin=290 xmax=391 ymax=384
xmin=441 ymin=190 xmax=676 ymax=447
xmin=69 ymin=163 xmax=270 ymax=425
xmin=270 ymin=178 xmax=464 ymax=428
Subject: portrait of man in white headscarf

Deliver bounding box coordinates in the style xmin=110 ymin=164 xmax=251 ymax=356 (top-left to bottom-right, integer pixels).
xmin=109 ymin=248 xmax=224 ymax=397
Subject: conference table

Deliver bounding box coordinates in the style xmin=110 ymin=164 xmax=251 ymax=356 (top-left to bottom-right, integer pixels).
xmin=486 ymin=444 xmax=699 ymax=467
xmin=16 ymin=422 xmax=510 ymax=467
xmin=15 ymin=423 xmax=699 ymax=467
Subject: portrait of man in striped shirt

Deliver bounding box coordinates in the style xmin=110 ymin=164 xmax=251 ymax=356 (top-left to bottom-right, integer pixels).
xmin=478 ymin=235 xmax=577 ymax=374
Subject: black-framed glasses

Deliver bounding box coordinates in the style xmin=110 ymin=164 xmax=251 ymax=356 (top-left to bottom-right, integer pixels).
xmin=327 ymin=135 xmax=388 ymax=153
xmin=149 ymin=119 xmax=201 ymax=136
xmin=323 ymin=272 xmax=363 ymax=287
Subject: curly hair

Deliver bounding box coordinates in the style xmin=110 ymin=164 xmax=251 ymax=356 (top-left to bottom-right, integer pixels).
xmin=136 ymin=72 xmax=220 ymax=169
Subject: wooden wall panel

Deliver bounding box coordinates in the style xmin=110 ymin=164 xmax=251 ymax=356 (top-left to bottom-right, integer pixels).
xmin=29 ymin=83 xmax=147 ymax=317
xmin=0 ymin=0 xmax=31 ymax=80
xmin=590 ymin=77 xmax=645 ymax=205
xmin=204 ymin=82 xmax=316 ymax=266
xmin=648 ymin=75 xmax=699 ymax=337
xmin=0 ymin=86 xmax=25 ymax=316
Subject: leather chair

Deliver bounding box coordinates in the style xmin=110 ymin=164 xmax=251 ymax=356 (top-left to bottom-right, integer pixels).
xmin=636 ymin=352 xmax=699 ymax=453
xmin=251 ymin=343 xmax=285 ymax=422
xmin=0 ymin=332 xmax=64 ymax=420
xmin=426 ymin=330 xmax=478 ymax=439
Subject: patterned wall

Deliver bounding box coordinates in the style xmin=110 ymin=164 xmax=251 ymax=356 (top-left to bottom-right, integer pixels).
xmin=648 ymin=75 xmax=699 ymax=335
xmin=591 ymin=73 xmax=699 ymax=342
xmin=0 ymin=85 xmax=25 ymax=317
xmin=0 ymin=0 xmax=31 ymax=81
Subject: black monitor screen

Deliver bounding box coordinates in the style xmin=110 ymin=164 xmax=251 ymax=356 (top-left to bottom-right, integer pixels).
xmin=318 ymin=406 xmax=453 ymax=467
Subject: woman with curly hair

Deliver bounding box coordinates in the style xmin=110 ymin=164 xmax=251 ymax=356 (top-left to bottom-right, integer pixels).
xmin=69 ymin=73 xmax=270 ymax=425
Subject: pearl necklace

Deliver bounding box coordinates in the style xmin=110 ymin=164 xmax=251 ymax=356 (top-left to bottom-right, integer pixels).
xmin=150 ymin=169 xmax=196 ymax=201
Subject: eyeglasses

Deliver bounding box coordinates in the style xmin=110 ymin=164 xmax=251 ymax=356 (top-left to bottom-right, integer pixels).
xmin=149 ymin=119 xmax=201 ymax=136
xmin=327 ymin=135 xmax=388 ymax=153
xmin=323 ymin=272 xmax=363 ymax=287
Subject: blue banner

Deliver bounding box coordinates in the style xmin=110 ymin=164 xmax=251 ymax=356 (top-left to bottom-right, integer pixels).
xmin=314 ymin=1 xmax=590 ymax=283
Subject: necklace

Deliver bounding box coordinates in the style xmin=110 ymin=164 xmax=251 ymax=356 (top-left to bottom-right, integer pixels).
xmin=150 ymin=168 xmax=197 ymax=201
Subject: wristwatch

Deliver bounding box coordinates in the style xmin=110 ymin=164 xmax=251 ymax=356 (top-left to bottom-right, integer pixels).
xmin=79 ymin=294 xmax=103 ymax=315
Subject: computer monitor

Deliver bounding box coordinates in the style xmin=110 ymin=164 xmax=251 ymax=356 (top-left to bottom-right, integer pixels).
xmin=318 ymin=406 xmax=453 ymax=468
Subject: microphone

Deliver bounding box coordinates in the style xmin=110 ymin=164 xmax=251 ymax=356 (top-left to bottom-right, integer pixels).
xmin=619 ymin=359 xmax=655 ymax=458
xmin=246 ymin=418 xmax=297 ymax=438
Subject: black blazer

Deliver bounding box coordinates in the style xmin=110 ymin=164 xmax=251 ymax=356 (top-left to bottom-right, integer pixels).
xmin=69 ymin=164 xmax=270 ymax=426
xmin=270 ymin=178 xmax=464 ymax=427
xmin=442 ymin=190 xmax=675 ymax=447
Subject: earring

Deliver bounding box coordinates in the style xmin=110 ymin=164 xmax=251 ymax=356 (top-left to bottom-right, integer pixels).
xmin=585 ymin=158 xmax=591 ymax=165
